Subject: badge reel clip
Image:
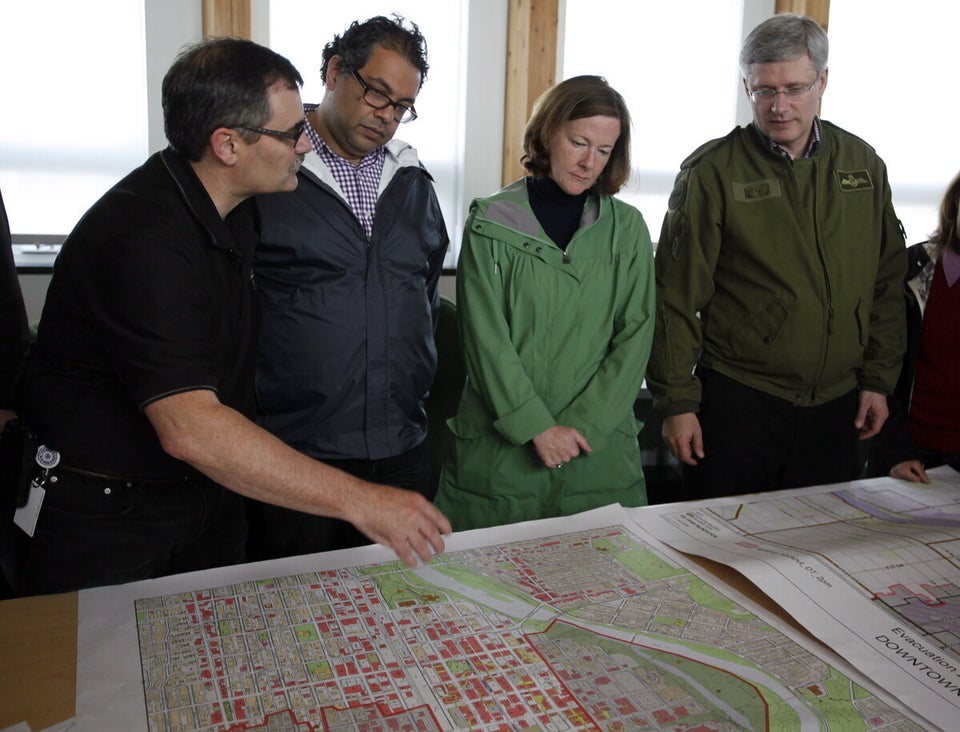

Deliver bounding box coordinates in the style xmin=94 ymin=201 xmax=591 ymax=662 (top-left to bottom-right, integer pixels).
xmin=33 ymin=444 xmax=61 ymax=489
xmin=13 ymin=444 xmax=61 ymax=537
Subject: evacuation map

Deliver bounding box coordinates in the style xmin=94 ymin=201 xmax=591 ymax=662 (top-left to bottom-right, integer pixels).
xmin=121 ymin=507 xmax=923 ymax=731
xmin=638 ymin=467 xmax=960 ymax=731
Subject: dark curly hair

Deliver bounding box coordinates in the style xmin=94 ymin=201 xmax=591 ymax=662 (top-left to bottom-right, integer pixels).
xmin=521 ymin=75 xmax=631 ymax=196
xmin=320 ymin=15 xmax=428 ymax=89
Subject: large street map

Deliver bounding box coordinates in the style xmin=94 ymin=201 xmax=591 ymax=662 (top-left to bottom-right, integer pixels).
xmin=640 ymin=465 xmax=960 ymax=731
xmin=78 ymin=505 xmax=925 ymax=730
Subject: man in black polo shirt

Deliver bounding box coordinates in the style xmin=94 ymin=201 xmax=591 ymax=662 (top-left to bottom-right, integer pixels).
xmin=14 ymin=38 xmax=450 ymax=596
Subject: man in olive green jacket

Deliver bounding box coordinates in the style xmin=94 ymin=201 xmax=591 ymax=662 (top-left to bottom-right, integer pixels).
xmin=646 ymin=14 xmax=906 ymax=500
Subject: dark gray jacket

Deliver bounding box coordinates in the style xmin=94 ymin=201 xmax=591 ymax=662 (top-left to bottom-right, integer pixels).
xmin=254 ymin=140 xmax=449 ymax=460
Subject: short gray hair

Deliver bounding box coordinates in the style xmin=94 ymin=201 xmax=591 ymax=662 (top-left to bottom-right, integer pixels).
xmin=739 ymin=13 xmax=829 ymax=75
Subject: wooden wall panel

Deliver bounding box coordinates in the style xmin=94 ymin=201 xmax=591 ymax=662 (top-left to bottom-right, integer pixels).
xmin=775 ymin=0 xmax=830 ymax=30
xmin=202 ymin=0 xmax=251 ymax=39
xmin=501 ymin=0 xmax=559 ymax=186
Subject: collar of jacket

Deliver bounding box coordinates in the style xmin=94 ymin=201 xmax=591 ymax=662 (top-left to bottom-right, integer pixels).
xmin=747 ymin=116 xmax=832 ymax=162
xmin=299 ymin=137 xmax=430 ymax=196
xmin=482 ymin=178 xmax=601 ymax=230
xmin=473 ymin=178 xmax=621 ymax=263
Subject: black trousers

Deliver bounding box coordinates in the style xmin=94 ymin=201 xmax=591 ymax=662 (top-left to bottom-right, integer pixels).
xmin=680 ymin=369 xmax=860 ymax=501
xmin=21 ymin=470 xmax=246 ymax=596
xmin=246 ymin=440 xmax=431 ymax=561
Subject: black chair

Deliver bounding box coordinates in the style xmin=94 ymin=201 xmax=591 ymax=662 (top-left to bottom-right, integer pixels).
xmin=634 ymin=389 xmax=681 ymax=504
xmin=425 ymin=296 xmax=466 ymax=495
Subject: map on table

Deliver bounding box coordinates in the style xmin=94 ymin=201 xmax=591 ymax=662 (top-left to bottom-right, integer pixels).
xmin=640 ymin=467 xmax=960 ymax=732
xmin=114 ymin=507 xmax=923 ymax=731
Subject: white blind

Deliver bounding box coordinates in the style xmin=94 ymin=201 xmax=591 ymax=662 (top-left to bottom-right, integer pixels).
xmin=563 ymin=0 xmax=957 ymax=246
xmin=822 ymin=0 xmax=960 ymax=243
xmin=561 ymin=0 xmax=747 ymax=242
xmin=0 ymin=1 xmax=148 ymax=237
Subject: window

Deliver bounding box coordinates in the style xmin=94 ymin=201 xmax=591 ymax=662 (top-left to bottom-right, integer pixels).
xmin=562 ymin=1 xmax=955 ymax=246
xmin=561 ymin=0 xmax=752 ymax=242
xmin=823 ymin=2 xmax=960 ymax=243
xmin=3 ymin=1 xmax=503 ymax=266
xmin=0 ymin=2 xmax=148 ymax=238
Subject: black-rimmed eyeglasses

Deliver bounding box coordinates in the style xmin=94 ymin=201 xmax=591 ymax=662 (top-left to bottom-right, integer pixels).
xmin=352 ymin=71 xmax=418 ymax=123
xmin=231 ymin=120 xmax=307 ymax=143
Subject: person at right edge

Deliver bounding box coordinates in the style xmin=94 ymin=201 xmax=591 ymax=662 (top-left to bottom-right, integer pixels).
xmin=868 ymin=171 xmax=960 ymax=483
xmin=646 ymin=13 xmax=907 ymax=500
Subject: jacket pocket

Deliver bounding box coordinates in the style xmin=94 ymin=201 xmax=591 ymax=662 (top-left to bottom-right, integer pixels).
xmin=730 ymin=296 xmax=789 ymax=357
xmin=447 ymin=411 xmax=495 ymax=440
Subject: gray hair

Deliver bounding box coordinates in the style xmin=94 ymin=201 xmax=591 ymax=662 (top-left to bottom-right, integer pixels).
xmin=739 ymin=13 xmax=829 ymax=75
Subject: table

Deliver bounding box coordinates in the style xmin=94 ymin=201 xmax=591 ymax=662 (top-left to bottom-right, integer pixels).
xmin=0 ymin=591 xmax=76 ymax=730
xmin=0 ymin=555 xmax=813 ymax=730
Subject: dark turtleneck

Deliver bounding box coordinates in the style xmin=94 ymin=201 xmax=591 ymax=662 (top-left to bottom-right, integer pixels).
xmin=526 ymin=176 xmax=589 ymax=252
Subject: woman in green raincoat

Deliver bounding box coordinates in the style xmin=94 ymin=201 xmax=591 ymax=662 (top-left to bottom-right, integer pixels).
xmin=434 ymin=75 xmax=655 ymax=531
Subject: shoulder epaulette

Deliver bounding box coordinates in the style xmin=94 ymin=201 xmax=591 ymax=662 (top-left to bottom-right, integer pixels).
xmin=818 ymin=119 xmax=877 ymax=155
xmin=679 ymin=127 xmax=741 ymax=170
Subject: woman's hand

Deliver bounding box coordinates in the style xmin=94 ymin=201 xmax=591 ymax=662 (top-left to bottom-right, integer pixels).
xmin=532 ymin=425 xmax=592 ymax=469
xmin=890 ymin=460 xmax=930 ymax=483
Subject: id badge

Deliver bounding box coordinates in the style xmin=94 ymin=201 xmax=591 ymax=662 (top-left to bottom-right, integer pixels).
xmin=13 ymin=479 xmax=46 ymax=537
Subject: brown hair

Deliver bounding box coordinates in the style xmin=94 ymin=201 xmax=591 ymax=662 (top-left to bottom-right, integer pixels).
xmin=521 ymin=75 xmax=631 ymax=196
xmin=931 ymin=170 xmax=960 ymax=255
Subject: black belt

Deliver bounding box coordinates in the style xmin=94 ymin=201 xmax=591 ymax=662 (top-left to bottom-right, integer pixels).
xmin=41 ymin=463 xmax=199 ymax=488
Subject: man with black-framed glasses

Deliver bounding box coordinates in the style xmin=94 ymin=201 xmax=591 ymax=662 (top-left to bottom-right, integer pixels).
xmin=647 ymin=13 xmax=907 ymax=501
xmin=13 ymin=37 xmax=450 ymax=595
xmin=250 ymin=15 xmax=449 ymax=559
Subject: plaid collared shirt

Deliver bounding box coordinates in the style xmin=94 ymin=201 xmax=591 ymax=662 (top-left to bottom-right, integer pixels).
xmin=767 ymin=116 xmax=822 ymax=159
xmin=304 ymin=103 xmax=385 ymax=241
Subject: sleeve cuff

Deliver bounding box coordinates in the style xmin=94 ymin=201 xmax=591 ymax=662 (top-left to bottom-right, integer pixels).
xmin=493 ymin=396 xmax=556 ymax=446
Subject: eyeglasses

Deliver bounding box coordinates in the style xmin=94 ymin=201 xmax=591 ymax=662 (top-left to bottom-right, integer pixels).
xmin=747 ymin=78 xmax=819 ymax=104
xmin=352 ymin=71 xmax=418 ymax=123
xmin=231 ymin=120 xmax=306 ymax=143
